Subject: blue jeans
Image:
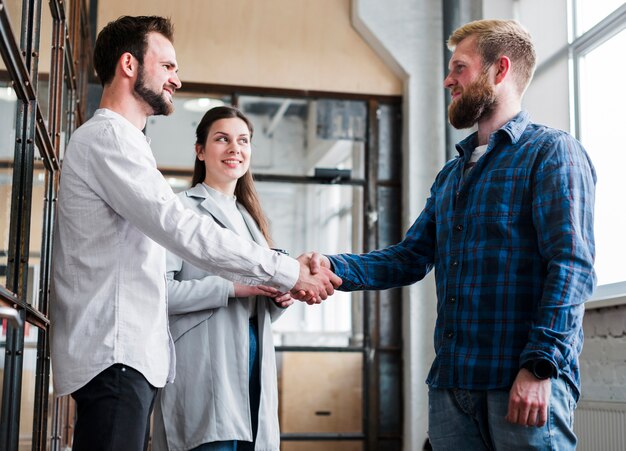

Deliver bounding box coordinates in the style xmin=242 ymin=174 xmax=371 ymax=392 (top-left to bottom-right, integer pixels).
xmin=192 ymin=321 xmax=261 ymax=451
xmin=428 ymin=377 xmax=577 ymax=450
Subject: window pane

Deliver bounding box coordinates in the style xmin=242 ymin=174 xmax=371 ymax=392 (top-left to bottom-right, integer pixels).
xmin=18 ymin=325 xmax=38 ymax=450
xmin=575 ymin=0 xmax=626 ymax=36
xmin=28 ymin=165 xmax=47 ymax=308
xmin=146 ymin=93 xmax=232 ymax=169
xmin=0 ymin=322 xmax=6 ymax=415
xmin=260 ymin=183 xmax=363 ymax=346
xmin=0 ymin=0 xmax=23 ymax=61
xmin=239 ymin=96 xmax=366 ymax=179
xmin=0 ymin=84 xmax=17 ymax=288
xmin=579 ymin=28 xmax=626 ymax=285
xmin=278 ymin=352 xmax=362 ymax=435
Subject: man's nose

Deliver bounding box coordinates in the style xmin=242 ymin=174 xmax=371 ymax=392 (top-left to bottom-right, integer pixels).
xmin=170 ymin=72 xmax=182 ymax=90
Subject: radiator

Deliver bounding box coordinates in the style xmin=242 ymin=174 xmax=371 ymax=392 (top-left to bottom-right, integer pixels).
xmin=575 ymin=401 xmax=626 ymax=450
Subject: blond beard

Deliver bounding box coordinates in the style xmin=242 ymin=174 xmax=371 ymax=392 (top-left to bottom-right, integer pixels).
xmin=448 ymin=72 xmax=497 ymax=130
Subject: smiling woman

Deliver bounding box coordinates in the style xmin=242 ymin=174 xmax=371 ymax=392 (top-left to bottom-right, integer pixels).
xmin=152 ymin=105 xmax=292 ymax=451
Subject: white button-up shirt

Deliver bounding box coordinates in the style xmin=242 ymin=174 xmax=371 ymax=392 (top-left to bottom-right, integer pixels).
xmin=50 ymin=109 xmax=299 ymax=396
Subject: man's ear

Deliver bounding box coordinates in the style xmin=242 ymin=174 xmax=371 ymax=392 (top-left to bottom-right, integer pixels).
xmin=119 ymin=52 xmax=138 ymax=78
xmin=494 ymin=55 xmax=511 ymax=85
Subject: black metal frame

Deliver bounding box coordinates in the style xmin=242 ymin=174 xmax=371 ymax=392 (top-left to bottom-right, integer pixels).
xmin=0 ymin=0 xmax=89 ymax=449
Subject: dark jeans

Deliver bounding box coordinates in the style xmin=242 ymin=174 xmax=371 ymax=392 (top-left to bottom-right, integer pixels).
xmin=71 ymin=364 xmax=157 ymax=451
xmin=193 ymin=320 xmax=261 ymax=451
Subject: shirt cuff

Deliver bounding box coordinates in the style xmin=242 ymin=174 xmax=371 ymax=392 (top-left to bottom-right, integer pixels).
xmin=269 ymin=254 xmax=299 ymax=292
xmin=228 ymin=282 xmax=235 ymax=298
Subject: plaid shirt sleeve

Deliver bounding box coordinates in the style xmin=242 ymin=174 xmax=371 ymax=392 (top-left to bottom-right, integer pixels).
xmin=328 ymin=187 xmax=437 ymax=291
xmin=520 ymin=133 xmax=597 ymax=371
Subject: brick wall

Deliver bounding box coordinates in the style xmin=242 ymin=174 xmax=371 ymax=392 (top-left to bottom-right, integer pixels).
xmin=580 ymin=305 xmax=626 ymax=401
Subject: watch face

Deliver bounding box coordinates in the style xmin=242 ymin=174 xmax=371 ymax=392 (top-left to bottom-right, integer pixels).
xmin=533 ymin=360 xmax=553 ymax=379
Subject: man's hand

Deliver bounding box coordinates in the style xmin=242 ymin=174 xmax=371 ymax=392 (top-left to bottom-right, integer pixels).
xmin=306 ymin=252 xmax=332 ymax=275
xmin=291 ymin=253 xmax=341 ymax=304
xmin=505 ymin=368 xmax=551 ymax=427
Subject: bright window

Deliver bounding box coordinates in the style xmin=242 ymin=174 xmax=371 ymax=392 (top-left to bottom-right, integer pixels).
xmin=575 ymin=0 xmax=626 ymax=35
xmin=573 ymin=2 xmax=626 ymax=289
xmin=578 ymin=29 xmax=626 ymax=286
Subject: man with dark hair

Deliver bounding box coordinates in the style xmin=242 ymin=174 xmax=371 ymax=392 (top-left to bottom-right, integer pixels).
xmin=51 ymin=15 xmax=340 ymax=451
xmin=305 ymin=19 xmax=595 ymax=450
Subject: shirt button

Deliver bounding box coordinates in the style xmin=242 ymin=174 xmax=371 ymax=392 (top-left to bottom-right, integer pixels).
xmin=456 ymin=225 xmax=463 ymax=231
xmin=446 ymin=331 xmax=454 ymax=338
xmin=451 ymin=260 xmax=459 ymax=267
xmin=449 ymin=296 xmax=456 ymax=303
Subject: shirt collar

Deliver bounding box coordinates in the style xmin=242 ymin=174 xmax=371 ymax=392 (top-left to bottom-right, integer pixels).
xmin=455 ymin=110 xmax=530 ymax=157
xmin=95 ymin=108 xmax=151 ymax=143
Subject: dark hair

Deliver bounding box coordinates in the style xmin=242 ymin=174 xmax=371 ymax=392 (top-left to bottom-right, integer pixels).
xmin=192 ymin=106 xmax=272 ymax=245
xmin=94 ymin=16 xmax=174 ymax=87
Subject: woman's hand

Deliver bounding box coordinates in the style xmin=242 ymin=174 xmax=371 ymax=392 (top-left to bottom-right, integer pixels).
xmin=272 ymin=292 xmax=294 ymax=308
xmin=234 ymin=283 xmax=280 ymax=298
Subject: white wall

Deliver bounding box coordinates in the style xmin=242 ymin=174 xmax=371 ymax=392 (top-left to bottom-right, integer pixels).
xmin=484 ymin=0 xmax=571 ymax=131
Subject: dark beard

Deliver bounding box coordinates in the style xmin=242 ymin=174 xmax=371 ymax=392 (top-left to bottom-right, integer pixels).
xmin=448 ymin=72 xmax=497 ymax=129
xmin=134 ymin=66 xmax=172 ymax=116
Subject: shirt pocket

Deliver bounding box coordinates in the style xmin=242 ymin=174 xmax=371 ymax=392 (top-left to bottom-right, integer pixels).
xmin=475 ymin=168 xmax=528 ymax=223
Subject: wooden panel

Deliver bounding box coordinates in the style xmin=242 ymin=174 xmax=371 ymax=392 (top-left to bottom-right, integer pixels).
xmin=96 ymin=0 xmax=402 ymax=95
xmin=279 ymin=351 xmax=362 ymax=430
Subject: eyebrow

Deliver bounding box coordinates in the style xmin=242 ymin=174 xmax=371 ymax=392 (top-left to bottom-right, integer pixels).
xmin=212 ymin=130 xmax=250 ymax=137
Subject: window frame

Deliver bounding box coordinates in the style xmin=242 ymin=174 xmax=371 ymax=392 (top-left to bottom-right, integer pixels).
xmin=569 ymin=1 xmax=626 ymax=305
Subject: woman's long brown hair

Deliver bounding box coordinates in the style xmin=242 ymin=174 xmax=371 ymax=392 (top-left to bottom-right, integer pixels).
xmin=191 ymin=106 xmax=273 ymax=245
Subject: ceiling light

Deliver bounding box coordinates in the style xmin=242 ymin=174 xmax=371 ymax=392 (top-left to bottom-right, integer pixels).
xmin=0 ymin=86 xmax=17 ymax=102
xmin=183 ymin=97 xmax=225 ymax=112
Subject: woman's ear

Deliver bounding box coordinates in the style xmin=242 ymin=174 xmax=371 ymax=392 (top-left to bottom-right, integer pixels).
xmin=195 ymin=143 xmax=205 ymax=160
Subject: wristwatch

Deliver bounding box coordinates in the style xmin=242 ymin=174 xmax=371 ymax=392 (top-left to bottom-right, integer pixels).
xmin=522 ymin=359 xmax=555 ymax=380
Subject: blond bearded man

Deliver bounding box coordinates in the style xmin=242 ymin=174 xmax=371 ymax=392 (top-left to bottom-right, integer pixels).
xmin=306 ymin=19 xmax=595 ymax=450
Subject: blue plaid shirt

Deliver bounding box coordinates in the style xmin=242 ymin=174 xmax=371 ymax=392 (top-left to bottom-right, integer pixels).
xmin=328 ymin=112 xmax=596 ymax=398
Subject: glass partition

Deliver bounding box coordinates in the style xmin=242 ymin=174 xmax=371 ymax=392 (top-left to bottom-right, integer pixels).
xmin=27 ymin=165 xmax=46 ymax=308
xmin=17 ymin=326 xmax=38 ymax=450
xmin=0 ymin=84 xmax=17 ymax=289
xmin=1 ymin=0 xmax=23 ymax=56
xmin=238 ymin=96 xmax=366 ymax=180
xmin=146 ymin=93 xmax=232 ymax=169
xmin=0 ymin=321 xmax=6 ymax=415
xmin=259 ymin=182 xmax=363 ymax=346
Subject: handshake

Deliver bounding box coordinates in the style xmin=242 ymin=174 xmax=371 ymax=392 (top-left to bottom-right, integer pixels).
xmin=291 ymin=252 xmax=340 ymax=304
xmin=234 ymin=252 xmax=340 ymax=307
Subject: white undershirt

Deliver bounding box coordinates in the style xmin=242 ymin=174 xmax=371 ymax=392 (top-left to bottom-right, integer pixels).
xmin=464 ymin=144 xmax=488 ymax=178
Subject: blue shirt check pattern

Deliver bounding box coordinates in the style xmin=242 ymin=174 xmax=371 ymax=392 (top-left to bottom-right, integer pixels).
xmin=328 ymin=112 xmax=596 ymax=398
